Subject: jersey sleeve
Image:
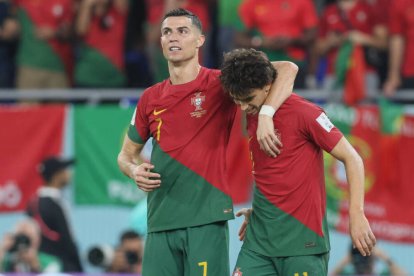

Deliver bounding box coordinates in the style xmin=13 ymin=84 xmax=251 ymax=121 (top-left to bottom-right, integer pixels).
xmin=300 ymin=0 xmax=318 ymax=30
xmin=127 ymin=92 xmax=150 ymax=144
xmin=388 ymin=1 xmax=403 ymax=35
xmin=238 ymin=0 xmax=255 ymax=31
xmin=301 ymin=104 xmax=343 ymax=153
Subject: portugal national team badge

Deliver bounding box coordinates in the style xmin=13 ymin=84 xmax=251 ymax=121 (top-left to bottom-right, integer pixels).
xmin=233 ymin=268 xmax=243 ymax=276
xmin=190 ymin=92 xmax=207 ymax=118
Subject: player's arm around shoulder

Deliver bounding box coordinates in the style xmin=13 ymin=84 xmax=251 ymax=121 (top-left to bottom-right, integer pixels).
xmin=257 ymin=61 xmax=298 ymax=158
xmin=329 ymin=137 xmax=376 ymax=257
xmin=117 ymin=136 xmax=161 ymax=193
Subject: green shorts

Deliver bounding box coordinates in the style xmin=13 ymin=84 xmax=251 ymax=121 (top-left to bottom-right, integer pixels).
xmin=233 ymin=247 xmax=329 ymax=276
xmin=142 ymin=221 xmax=230 ymax=276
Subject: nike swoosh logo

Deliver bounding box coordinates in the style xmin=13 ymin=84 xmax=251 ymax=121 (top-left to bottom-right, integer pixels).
xmin=153 ymin=108 xmax=167 ymax=116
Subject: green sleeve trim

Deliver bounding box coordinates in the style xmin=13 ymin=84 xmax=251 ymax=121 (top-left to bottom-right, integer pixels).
xmin=128 ymin=124 xmax=145 ymax=144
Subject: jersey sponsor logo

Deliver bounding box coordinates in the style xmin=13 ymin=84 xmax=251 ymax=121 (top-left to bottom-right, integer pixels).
xmin=190 ymin=92 xmax=207 ymax=118
xmin=233 ymin=268 xmax=243 ymax=276
xmin=304 ymin=241 xmax=316 ymax=248
xmin=316 ymin=112 xmax=334 ymax=133
xmin=223 ymin=208 xmax=233 ymax=214
xmin=130 ymin=108 xmax=137 ymax=125
xmin=153 ymin=108 xmax=167 ymax=116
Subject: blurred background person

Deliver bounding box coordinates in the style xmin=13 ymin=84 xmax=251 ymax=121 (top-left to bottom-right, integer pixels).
xmin=75 ymin=0 xmax=128 ymax=88
xmin=145 ymin=0 xmax=211 ymax=82
xmin=331 ymin=246 xmax=408 ymax=275
xmin=234 ymin=0 xmax=318 ymax=89
xmin=217 ymin=0 xmax=243 ymax=58
xmin=26 ymin=157 xmax=83 ymax=272
xmin=14 ymin=0 xmax=73 ymax=89
xmin=107 ymin=230 xmax=143 ymax=274
xmin=0 ymin=219 xmax=62 ymax=273
xmin=383 ymin=0 xmax=414 ymax=96
xmin=0 ymin=0 xmax=18 ymax=88
xmin=316 ymin=0 xmax=388 ymax=103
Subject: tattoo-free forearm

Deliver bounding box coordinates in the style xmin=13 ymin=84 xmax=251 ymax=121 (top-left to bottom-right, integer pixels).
xmin=265 ymin=61 xmax=298 ymax=110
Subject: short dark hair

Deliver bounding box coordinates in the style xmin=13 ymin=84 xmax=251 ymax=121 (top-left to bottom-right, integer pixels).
xmin=220 ymin=48 xmax=277 ymax=102
xmin=162 ymin=8 xmax=203 ymax=32
xmin=120 ymin=230 xmax=141 ymax=243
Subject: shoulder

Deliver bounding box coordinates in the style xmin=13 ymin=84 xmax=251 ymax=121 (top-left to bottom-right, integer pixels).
xmin=279 ymin=94 xmax=324 ymax=123
xmin=140 ymin=81 xmax=167 ymax=100
xmin=202 ymin=68 xmax=223 ymax=89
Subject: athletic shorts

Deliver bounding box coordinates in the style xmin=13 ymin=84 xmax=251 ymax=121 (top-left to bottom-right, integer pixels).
xmin=142 ymin=221 xmax=230 ymax=276
xmin=233 ymin=247 xmax=329 ymax=276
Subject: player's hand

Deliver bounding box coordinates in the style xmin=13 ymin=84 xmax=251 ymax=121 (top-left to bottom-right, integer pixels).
xmin=257 ymin=115 xmax=282 ymax=158
xmin=349 ymin=211 xmax=376 ymax=257
xmin=236 ymin=208 xmax=252 ymax=241
xmin=130 ymin=163 xmax=161 ymax=192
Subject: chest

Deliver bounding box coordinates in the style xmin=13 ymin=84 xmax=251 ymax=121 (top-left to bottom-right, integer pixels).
xmin=325 ymin=7 xmax=372 ymax=34
xmin=253 ymin=1 xmax=304 ymax=31
xmin=20 ymin=0 xmax=70 ymax=25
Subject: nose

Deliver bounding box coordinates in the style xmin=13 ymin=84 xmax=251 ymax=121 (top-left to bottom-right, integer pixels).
xmin=240 ymin=103 xmax=248 ymax=111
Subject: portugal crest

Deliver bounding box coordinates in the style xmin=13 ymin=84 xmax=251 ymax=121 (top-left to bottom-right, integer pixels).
xmin=190 ymin=92 xmax=207 ymax=118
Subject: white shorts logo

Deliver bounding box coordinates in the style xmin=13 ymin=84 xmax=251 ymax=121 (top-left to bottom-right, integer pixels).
xmin=130 ymin=108 xmax=137 ymax=125
xmin=316 ymin=112 xmax=334 ymax=132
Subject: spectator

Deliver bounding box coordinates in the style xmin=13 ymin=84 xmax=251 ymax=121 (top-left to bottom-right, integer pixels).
xmin=107 ymin=230 xmax=144 ymax=274
xmin=14 ymin=0 xmax=73 ymax=89
xmin=235 ymin=0 xmax=318 ymax=88
xmin=75 ymin=0 xmax=128 ymax=88
xmin=0 ymin=219 xmax=62 ymax=273
xmin=331 ymin=246 xmax=408 ymax=275
xmin=316 ymin=0 xmax=387 ymax=99
xmin=145 ymin=0 xmax=211 ymax=82
xmin=217 ymin=0 xmax=243 ymax=57
xmin=26 ymin=157 xmax=83 ymax=272
xmin=0 ymin=0 xmax=18 ymax=88
xmin=383 ymin=0 xmax=414 ymax=96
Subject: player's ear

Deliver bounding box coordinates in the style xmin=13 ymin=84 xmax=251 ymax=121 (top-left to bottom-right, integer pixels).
xmin=196 ymin=34 xmax=205 ymax=48
xmin=264 ymin=84 xmax=272 ymax=94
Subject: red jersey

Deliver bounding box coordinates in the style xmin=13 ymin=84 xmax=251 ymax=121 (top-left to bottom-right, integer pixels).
xmin=244 ymin=94 xmax=343 ymax=256
xmin=239 ymin=0 xmax=318 ymax=61
xmin=319 ymin=2 xmax=377 ymax=74
xmin=389 ymin=0 xmax=414 ymax=77
xmin=16 ymin=0 xmax=73 ymax=73
xmin=83 ymin=6 xmax=126 ymax=70
xmin=128 ymin=68 xmax=238 ymax=232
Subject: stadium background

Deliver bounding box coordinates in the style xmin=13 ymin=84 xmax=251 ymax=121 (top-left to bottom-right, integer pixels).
xmin=1 ymin=0 xmax=414 ymax=274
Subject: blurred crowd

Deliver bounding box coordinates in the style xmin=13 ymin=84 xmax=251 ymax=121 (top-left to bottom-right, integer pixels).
xmin=0 ymin=0 xmax=413 ymax=103
xmin=0 ymin=157 xmax=144 ymax=274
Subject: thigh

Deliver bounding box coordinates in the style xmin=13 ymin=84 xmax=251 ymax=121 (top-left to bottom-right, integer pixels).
xmin=185 ymin=222 xmax=230 ymax=276
xmin=142 ymin=231 xmax=184 ymax=276
xmin=281 ymin=253 xmax=329 ymax=276
xmin=232 ymin=247 xmax=278 ymax=276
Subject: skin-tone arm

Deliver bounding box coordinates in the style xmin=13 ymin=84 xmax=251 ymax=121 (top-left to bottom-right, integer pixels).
xmin=383 ymin=35 xmax=405 ymax=96
xmin=330 ymin=254 xmax=351 ymax=276
xmin=374 ymin=248 xmax=408 ymax=275
xmin=330 ymin=137 xmax=376 ymax=256
xmin=257 ymin=61 xmax=298 ymax=157
xmin=118 ymin=136 xmax=161 ymax=192
xmin=75 ymin=0 xmax=97 ymax=36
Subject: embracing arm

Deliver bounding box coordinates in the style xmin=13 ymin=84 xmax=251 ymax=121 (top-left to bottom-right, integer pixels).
xmin=330 ymin=137 xmax=376 ymax=256
xmin=257 ymin=61 xmax=298 ymax=157
xmin=118 ymin=136 xmax=161 ymax=192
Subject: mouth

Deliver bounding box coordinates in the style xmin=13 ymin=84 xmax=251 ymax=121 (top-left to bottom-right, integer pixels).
xmin=169 ymin=46 xmax=182 ymax=52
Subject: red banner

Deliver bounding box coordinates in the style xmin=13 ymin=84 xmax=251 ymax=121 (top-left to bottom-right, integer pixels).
xmin=328 ymin=105 xmax=414 ymax=243
xmin=0 ymin=105 xmax=66 ymax=212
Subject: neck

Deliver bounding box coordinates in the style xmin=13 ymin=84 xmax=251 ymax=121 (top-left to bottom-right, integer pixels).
xmin=168 ymin=58 xmax=201 ymax=85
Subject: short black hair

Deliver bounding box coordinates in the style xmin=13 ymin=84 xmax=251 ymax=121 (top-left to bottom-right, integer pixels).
xmin=120 ymin=230 xmax=141 ymax=243
xmin=220 ymin=48 xmax=277 ymax=102
xmin=162 ymin=8 xmax=203 ymax=32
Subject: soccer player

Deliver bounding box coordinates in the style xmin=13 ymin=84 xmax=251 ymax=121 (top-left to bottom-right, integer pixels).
xmin=117 ymin=9 xmax=298 ymax=276
xmin=219 ymin=48 xmax=376 ymax=276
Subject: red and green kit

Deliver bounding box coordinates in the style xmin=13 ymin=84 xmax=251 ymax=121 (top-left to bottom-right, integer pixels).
xmin=128 ymin=67 xmax=239 ymax=233
xmin=245 ymin=94 xmax=343 ymax=258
